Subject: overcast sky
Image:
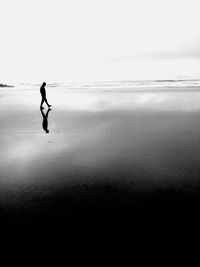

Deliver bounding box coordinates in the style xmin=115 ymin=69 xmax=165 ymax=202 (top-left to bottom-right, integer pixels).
xmin=1 ymin=0 xmax=200 ymax=83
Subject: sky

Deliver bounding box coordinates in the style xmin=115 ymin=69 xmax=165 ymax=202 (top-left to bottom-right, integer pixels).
xmin=1 ymin=0 xmax=200 ymax=83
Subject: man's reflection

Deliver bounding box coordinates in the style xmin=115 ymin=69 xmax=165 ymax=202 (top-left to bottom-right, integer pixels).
xmin=40 ymin=108 xmax=51 ymax=133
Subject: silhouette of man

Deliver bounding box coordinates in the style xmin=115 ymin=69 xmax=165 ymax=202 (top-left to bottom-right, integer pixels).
xmin=40 ymin=82 xmax=51 ymax=109
xmin=40 ymin=107 xmax=51 ymax=133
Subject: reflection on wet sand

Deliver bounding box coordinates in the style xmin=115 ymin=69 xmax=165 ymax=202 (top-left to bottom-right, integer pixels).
xmin=0 ymin=88 xmax=200 ymax=202
xmin=40 ymin=108 xmax=52 ymax=133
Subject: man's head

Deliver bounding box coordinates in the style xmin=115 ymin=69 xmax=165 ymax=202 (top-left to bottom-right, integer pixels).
xmin=43 ymin=82 xmax=46 ymax=87
xmin=46 ymin=129 xmax=49 ymax=133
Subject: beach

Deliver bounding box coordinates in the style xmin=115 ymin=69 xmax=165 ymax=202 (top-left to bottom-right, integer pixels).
xmin=0 ymin=85 xmax=200 ymax=261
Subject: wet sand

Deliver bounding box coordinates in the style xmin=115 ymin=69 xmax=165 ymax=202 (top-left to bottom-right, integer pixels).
xmin=0 ymin=87 xmax=200 ymax=262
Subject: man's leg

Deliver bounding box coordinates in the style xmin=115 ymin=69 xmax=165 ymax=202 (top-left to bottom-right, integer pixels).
xmin=44 ymin=97 xmax=51 ymax=107
xmin=40 ymin=98 xmax=45 ymax=108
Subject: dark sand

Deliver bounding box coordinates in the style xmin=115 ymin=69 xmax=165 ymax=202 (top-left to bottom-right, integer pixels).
xmin=0 ymin=87 xmax=200 ymax=263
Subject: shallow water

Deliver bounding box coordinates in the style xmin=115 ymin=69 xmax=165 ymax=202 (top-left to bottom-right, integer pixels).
xmin=0 ymin=88 xmax=200 ymax=207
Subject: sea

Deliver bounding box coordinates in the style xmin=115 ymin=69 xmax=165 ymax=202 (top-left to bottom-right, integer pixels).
xmin=4 ymin=79 xmax=200 ymax=91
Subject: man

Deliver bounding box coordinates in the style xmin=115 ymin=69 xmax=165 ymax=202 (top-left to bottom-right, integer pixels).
xmin=40 ymin=82 xmax=51 ymax=109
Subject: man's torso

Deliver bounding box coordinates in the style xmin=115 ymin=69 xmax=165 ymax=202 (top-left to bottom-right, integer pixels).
xmin=40 ymin=86 xmax=46 ymax=96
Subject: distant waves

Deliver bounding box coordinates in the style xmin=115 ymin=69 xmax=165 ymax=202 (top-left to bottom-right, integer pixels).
xmin=8 ymin=79 xmax=200 ymax=90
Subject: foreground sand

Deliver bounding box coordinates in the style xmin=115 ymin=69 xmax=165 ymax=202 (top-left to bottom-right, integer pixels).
xmin=0 ymin=87 xmax=200 ymax=261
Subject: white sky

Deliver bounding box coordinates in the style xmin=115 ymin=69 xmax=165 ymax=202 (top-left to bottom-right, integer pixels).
xmin=1 ymin=0 xmax=200 ymax=83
